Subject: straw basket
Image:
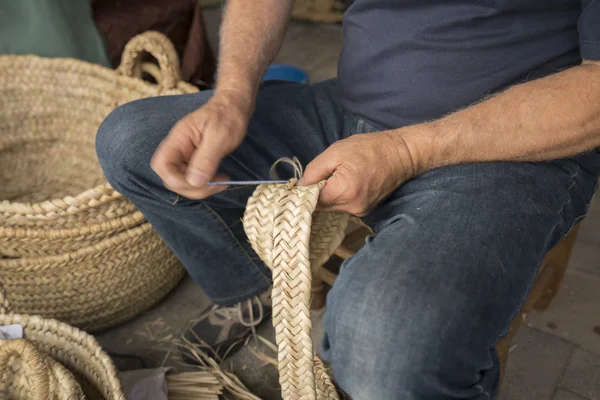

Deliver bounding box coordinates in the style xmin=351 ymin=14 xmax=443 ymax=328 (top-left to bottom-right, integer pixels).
xmin=0 ymin=223 xmax=184 ymax=332
xmin=0 ymin=31 xmax=198 ymax=257
xmin=0 ymin=31 xmax=188 ymax=331
xmin=292 ymin=0 xmax=347 ymax=23
xmin=0 ymin=313 xmax=125 ymax=400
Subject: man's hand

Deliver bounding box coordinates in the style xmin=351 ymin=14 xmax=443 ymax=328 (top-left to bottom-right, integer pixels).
xmin=151 ymin=90 xmax=252 ymax=199
xmin=298 ymin=131 xmax=420 ymax=216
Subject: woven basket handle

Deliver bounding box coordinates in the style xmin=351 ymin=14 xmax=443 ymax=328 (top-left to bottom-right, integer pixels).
xmin=117 ymin=31 xmax=182 ymax=91
xmin=0 ymin=339 xmax=50 ymax=400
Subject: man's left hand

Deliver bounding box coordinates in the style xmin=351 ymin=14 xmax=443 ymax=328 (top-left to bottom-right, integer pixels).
xmin=298 ymin=130 xmax=421 ymax=216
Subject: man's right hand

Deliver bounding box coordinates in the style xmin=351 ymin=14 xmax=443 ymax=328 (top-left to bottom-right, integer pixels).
xmin=151 ymin=90 xmax=253 ymax=199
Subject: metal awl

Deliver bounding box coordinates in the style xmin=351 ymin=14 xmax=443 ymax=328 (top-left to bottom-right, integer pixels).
xmin=207 ymin=180 xmax=289 ymax=186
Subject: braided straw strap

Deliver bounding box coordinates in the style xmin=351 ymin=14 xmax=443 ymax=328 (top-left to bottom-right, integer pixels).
xmin=117 ymin=30 xmax=184 ymax=92
xmin=244 ymin=180 xmax=349 ymax=400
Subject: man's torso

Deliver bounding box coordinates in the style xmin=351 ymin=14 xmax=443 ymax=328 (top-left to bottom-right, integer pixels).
xmin=338 ymin=0 xmax=583 ymax=129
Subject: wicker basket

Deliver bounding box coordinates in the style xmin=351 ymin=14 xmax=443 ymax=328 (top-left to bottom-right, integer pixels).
xmin=0 ymin=224 xmax=185 ymax=332
xmin=0 ymin=313 xmax=125 ymax=399
xmin=292 ymin=0 xmax=347 ymax=23
xmin=0 ymin=31 xmax=198 ymax=257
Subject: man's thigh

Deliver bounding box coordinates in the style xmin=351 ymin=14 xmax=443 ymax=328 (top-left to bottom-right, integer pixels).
xmin=322 ymin=159 xmax=597 ymax=398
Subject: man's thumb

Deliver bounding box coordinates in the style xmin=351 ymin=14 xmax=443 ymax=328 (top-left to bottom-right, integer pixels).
xmin=298 ymin=154 xmax=336 ymax=186
xmin=186 ymin=137 xmax=227 ymax=187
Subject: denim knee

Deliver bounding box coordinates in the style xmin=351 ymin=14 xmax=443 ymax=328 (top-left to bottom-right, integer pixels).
xmin=96 ymin=92 xmax=214 ymax=194
xmin=96 ymin=98 xmax=158 ymax=192
xmin=320 ymin=252 xmax=499 ymax=399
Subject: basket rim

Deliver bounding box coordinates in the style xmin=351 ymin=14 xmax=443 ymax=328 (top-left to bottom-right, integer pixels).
xmin=0 ymin=223 xmax=153 ymax=268
xmin=0 ymin=183 xmax=124 ymax=216
xmin=0 ymin=52 xmax=197 ymax=91
xmin=0 ymin=211 xmax=145 ymax=238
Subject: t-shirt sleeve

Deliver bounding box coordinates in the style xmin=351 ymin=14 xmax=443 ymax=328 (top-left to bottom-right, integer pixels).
xmin=579 ymin=0 xmax=600 ymax=59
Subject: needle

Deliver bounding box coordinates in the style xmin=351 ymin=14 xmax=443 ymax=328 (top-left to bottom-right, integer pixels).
xmin=207 ymin=180 xmax=289 ymax=186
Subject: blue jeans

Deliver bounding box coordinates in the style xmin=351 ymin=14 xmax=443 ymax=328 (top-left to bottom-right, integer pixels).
xmin=96 ymin=79 xmax=598 ymax=399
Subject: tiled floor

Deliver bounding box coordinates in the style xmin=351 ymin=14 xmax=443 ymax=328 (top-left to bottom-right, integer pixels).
xmin=96 ymin=7 xmax=600 ymax=399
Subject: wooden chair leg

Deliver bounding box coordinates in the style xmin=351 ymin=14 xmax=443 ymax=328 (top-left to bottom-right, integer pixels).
xmin=534 ymin=225 xmax=580 ymax=311
xmin=311 ymin=274 xmax=327 ymax=310
xmin=533 ymin=258 xmax=567 ymax=311
xmin=312 ymin=227 xmax=363 ymax=310
xmin=497 ymin=225 xmax=580 ymax=390
xmin=497 ymin=314 xmax=522 ymax=389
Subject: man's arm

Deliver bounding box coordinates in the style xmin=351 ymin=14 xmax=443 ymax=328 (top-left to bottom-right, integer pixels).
xmin=403 ymin=60 xmax=600 ymax=174
xmin=151 ymin=0 xmax=293 ymax=198
xmin=216 ymin=0 xmax=294 ymax=106
xmin=300 ymin=60 xmax=600 ymax=215
xmin=302 ymin=1 xmax=600 ymax=215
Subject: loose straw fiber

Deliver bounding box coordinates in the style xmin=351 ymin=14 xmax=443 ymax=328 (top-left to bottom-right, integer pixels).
xmin=0 ymin=313 xmax=125 ymax=400
xmin=243 ymin=179 xmax=350 ymax=400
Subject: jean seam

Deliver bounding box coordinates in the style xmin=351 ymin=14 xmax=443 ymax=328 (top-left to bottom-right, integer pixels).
xmin=543 ymin=163 xmax=579 ymax=257
xmin=202 ymin=203 xmax=272 ymax=285
xmin=210 ymin=283 xmax=271 ymax=305
xmin=558 ymin=163 xmax=597 ymax=238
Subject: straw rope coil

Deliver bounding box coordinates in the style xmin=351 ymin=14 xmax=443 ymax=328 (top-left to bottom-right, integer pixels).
xmin=0 ymin=313 xmax=125 ymax=399
xmin=243 ymin=179 xmax=349 ymax=400
xmin=0 ymin=31 xmax=198 ymax=256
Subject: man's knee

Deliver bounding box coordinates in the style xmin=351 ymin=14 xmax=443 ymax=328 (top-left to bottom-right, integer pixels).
xmin=96 ymin=98 xmax=157 ymax=190
xmin=96 ymin=92 xmax=212 ymax=190
xmin=321 ymin=250 xmax=500 ymax=399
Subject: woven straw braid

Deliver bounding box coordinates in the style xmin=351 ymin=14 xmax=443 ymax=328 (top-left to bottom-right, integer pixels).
xmin=0 ymin=223 xmax=185 ymax=332
xmin=0 ymin=314 xmax=125 ymax=399
xmin=243 ymin=180 xmax=349 ymax=400
xmin=117 ymin=31 xmax=183 ymax=91
xmin=0 ymin=211 xmax=145 ymax=258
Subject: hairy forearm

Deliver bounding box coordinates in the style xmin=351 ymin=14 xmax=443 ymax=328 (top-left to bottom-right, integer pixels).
xmin=402 ymin=61 xmax=600 ymax=174
xmin=216 ymin=0 xmax=293 ymax=103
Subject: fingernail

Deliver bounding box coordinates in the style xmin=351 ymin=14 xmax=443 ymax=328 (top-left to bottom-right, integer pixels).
xmin=186 ymin=169 xmax=209 ymax=187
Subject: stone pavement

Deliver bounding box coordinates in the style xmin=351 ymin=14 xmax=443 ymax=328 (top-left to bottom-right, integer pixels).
xmin=96 ymin=8 xmax=600 ymax=399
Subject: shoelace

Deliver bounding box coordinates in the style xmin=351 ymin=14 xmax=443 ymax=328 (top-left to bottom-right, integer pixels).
xmin=209 ymin=297 xmax=264 ymax=328
xmin=237 ymin=297 xmax=264 ymax=328
xmin=217 ymin=297 xmax=264 ymax=346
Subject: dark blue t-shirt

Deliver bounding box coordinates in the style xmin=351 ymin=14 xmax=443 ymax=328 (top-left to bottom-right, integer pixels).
xmin=338 ymin=0 xmax=600 ymax=172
